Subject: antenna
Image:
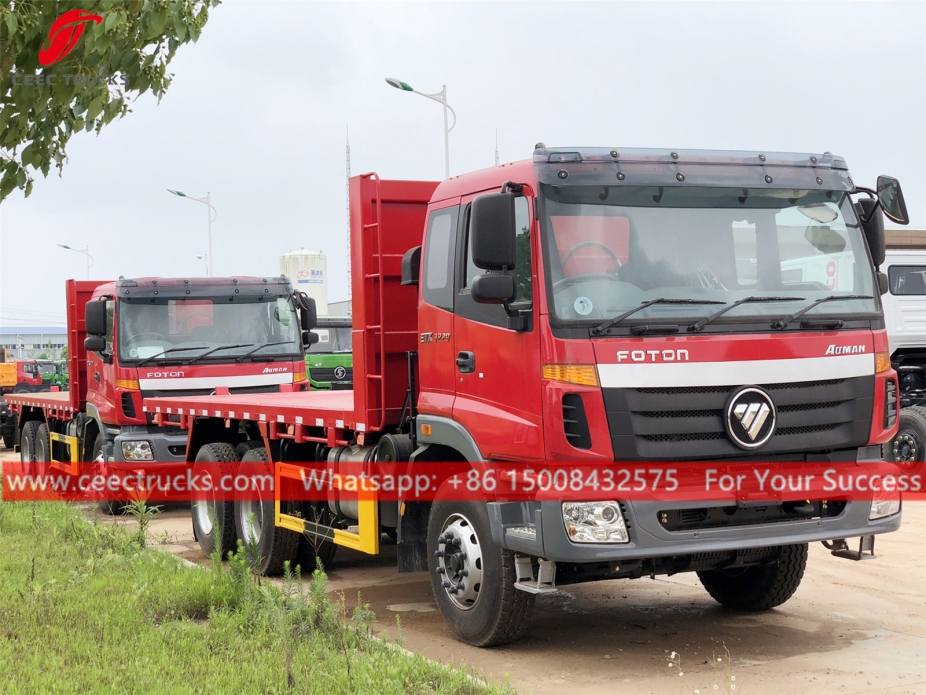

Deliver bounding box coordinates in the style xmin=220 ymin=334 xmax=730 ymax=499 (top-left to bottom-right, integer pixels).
xmin=346 ymin=124 xmax=352 ymax=303
xmin=495 ymin=130 xmax=499 ymax=166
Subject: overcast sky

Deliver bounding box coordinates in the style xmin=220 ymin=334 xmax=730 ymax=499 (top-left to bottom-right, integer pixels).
xmin=1 ymin=1 xmax=924 ymax=327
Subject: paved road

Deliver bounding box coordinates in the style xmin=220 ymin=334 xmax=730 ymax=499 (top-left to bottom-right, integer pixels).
xmin=3 ymin=448 xmax=924 ymax=694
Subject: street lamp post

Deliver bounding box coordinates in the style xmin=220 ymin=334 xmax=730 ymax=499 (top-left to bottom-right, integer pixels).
xmin=385 ymin=78 xmax=457 ymax=179
xmin=167 ymin=189 xmax=216 ymax=276
xmin=56 ymin=244 xmax=93 ymax=280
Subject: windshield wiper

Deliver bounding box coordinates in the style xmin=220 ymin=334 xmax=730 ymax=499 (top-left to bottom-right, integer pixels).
xmin=136 ymin=346 xmax=209 ymax=366
xmin=688 ymin=296 xmax=804 ymax=333
xmin=186 ymin=344 xmax=254 ymax=364
xmin=235 ymin=342 xmax=293 ymax=362
xmin=593 ymin=298 xmax=724 ymax=335
xmin=771 ymin=295 xmax=873 ymax=330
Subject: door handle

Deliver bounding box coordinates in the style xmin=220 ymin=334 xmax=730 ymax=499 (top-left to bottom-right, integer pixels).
xmin=456 ymin=351 xmax=475 ymax=374
xmin=94 ymin=372 xmax=101 ymax=382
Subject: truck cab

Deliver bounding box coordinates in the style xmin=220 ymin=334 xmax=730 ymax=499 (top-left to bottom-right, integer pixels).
xmin=83 ymin=276 xmax=310 ymax=465
xmin=305 ymin=315 xmax=353 ymax=390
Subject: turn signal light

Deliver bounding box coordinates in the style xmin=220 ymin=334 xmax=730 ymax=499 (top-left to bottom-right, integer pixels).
xmin=875 ymin=352 xmax=891 ymax=374
xmin=115 ymin=379 xmax=139 ymax=390
xmin=293 ymin=370 xmax=307 ymax=383
xmin=542 ymin=364 xmax=599 ymax=387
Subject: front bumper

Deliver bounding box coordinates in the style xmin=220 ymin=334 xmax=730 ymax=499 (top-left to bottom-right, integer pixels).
xmin=111 ymin=426 xmax=188 ymax=468
xmin=488 ymin=447 xmax=903 ymax=562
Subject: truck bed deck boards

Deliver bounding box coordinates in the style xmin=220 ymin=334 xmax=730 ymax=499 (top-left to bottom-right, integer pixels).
xmin=6 ymin=390 xmax=78 ymax=417
xmin=143 ymin=389 xmax=360 ymax=429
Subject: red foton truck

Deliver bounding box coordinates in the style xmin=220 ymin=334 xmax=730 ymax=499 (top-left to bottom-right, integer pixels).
xmin=143 ymin=149 xmax=910 ymax=647
xmin=7 ymin=276 xmax=317 ymax=511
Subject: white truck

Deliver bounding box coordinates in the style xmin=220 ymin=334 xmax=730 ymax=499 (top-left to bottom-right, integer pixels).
xmin=778 ymin=233 xmax=926 ymax=471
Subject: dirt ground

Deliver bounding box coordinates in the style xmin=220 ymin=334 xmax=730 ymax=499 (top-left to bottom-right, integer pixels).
xmin=3 ymin=448 xmax=924 ymax=694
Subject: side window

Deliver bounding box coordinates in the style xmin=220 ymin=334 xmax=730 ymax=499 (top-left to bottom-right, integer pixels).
xmin=457 ymin=196 xmax=534 ymax=329
xmin=888 ymin=266 xmax=926 ymax=295
xmin=463 ymin=196 xmax=532 ymax=303
xmin=422 ymin=206 xmax=458 ymax=311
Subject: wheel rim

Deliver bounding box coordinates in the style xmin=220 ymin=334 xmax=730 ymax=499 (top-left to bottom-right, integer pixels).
xmin=436 ymin=513 xmax=484 ymax=610
xmin=193 ymin=474 xmax=216 ymax=537
xmin=240 ymin=491 xmax=264 ymax=545
xmin=891 ymin=431 xmax=920 ymax=463
xmin=21 ymin=435 xmax=31 ymax=464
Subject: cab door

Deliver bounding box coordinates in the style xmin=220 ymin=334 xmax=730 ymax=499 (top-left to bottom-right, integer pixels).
xmin=87 ymin=298 xmax=118 ymax=424
xmin=452 ymin=192 xmax=544 ymax=461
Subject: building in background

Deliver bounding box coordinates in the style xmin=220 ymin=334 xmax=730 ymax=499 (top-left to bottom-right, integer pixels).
xmin=328 ymin=299 xmax=351 ymax=315
xmin=280 ymin=249 xmax=328 ymax=314
xmin=0 ymin=326 xmax=68 ymax=360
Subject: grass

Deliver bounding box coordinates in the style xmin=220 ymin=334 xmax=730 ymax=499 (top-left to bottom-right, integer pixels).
xmin=0 ymin=495 xmax=510 ymax=695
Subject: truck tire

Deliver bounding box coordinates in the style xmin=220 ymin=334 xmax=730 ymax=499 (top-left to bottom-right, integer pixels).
xmin=235 ymin=440 xmax=264 ymax=460
xmin=698 ymin=543 xmax=807 ymax=611
xmin=427 ymin=498 xmax=535 ymax=647
xmin=93 ymin=434 xmax=129 ymax=516
xmin=20 ymin=420 xmax=41 ymax=475
xmin=883 ymin=407 xmax=926 ymax=475
xmin=34 ymin=424 xmax=50 ymax=466
xmin=191 ymin=442 xmax=240 ymax=558
xmin=234 ymin=447 xmax=300 ymax=575
xmin=2 ymin=430 xmax=13 ymax=449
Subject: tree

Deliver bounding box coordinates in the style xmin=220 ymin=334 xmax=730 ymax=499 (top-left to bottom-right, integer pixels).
xmin=0 ymin=0 xmax=219 ymax=201
xmin=60 ymin=344 xmax=67 ymax=360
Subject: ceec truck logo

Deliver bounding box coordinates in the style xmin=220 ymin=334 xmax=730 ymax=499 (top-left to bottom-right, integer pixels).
xmin=38 ymin=9 xmax=103 ymax=66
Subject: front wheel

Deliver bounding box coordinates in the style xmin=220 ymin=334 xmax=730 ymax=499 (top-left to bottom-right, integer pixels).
xmin=883 ymin=407 xmax=926 ymax=476
xmin=427 ymin=498 xmax=535 ymax=647
xmin=698 ymin=543 xmax=807 ymax=611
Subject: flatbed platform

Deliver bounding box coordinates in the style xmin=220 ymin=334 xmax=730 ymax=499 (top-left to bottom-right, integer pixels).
xmin=6 ymin=391 xmax=79 ymax=418
xmin=143 ymin=388 xmax=365 ymax=433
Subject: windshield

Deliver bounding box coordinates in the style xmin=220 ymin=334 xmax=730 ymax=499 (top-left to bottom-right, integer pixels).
xmin=541 ymin=186 xmax=877 ymax=327
xmin=37 ymin=363 xmax=56 ymax=375
xmin=306 ymin=326 xmax=352 ymax=354
xmin=117 ymin=296 xmax=302 ymax=363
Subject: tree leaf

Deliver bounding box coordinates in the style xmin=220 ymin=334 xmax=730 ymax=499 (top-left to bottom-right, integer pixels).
xmin=104 ymin=11 xmax=119 ymax=32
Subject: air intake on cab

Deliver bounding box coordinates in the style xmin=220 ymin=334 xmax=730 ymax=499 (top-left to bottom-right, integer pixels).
xmin=562 ymin=394 xmax=592 ymax=450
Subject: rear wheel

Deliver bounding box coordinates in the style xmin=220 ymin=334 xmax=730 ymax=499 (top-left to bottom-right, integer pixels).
xmin=34 ymin=424 xmax=50 ymax=466
xmin=698 ymin=544 xmax=807 ymax=611
xmin=234 ymin=447 xmax=300 ymax=575
xmin=191 ymin=442 xmax=240 ymax=558
xmin=427 ymin=498 xmax=535 ymax=646
xmin=235 ymin=439 xmax=264 ymax=460
xmin=2 ymin=432 xmax=13 ymax=449
xmin=883 ymin=407 xmax=926 ymax=475
xmin=20 ymin=420 xmax=41 ymax=474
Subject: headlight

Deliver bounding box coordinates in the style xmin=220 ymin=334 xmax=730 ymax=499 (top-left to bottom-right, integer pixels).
xmin=121 ymin=440 xmax=153 ymax=461
xmin=869 ymin=499 xmax=901 ymax=520
xmin=563 ymin=501 xmax=629 ymax=543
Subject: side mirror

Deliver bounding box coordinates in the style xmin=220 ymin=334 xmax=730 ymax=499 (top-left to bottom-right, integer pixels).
xmin=297 ymin=293 xmax=317 ymax=332
xmin=302 ymin=330 xmax=319 ymax=346
xmin=471 ymin=193 xmax=516 ymax=270
xmin=877 ymin=271 xmax=889 ymax=296
xmin=472 ymin=274 xmax=516 ymax=304
xmin=84 ymin=336 xmax=106 ymax=352
xmin=855 ymin=198 xmax=885 ymax=267
xmin=877 ymin=176 xmax=909 ymax=225
xmin=401 ymin=246 xmax=421 ymax=286
xmin=85 ymin=300 xmax=107 ymax=336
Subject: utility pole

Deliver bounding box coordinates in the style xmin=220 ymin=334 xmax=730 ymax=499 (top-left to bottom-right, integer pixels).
xmin=346 ymin=124 xmax=352 ymax=305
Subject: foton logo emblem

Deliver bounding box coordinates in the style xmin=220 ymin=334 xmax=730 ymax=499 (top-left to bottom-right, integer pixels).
xmin=146 ymin=371 xmax=184 ymax=378
xmin=617 ymin=350 xmax=689 ymax=363
xmin=263 ymin=367 xmax=289 ymax=373
xmin=825 ymin=344 xmax=866 ymax=355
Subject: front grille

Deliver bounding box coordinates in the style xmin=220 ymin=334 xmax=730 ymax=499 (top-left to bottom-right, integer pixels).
xmin=309 ymin=367 xmax=353 ymax=383
xmin=606 ymin=376 xmax=874 ymax=460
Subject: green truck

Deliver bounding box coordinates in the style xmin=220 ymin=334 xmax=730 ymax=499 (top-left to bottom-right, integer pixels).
xmin=306 ymin=315 xmax=352 ymax=390
xmin=36 ymin=360 xmax=68 ymax=390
